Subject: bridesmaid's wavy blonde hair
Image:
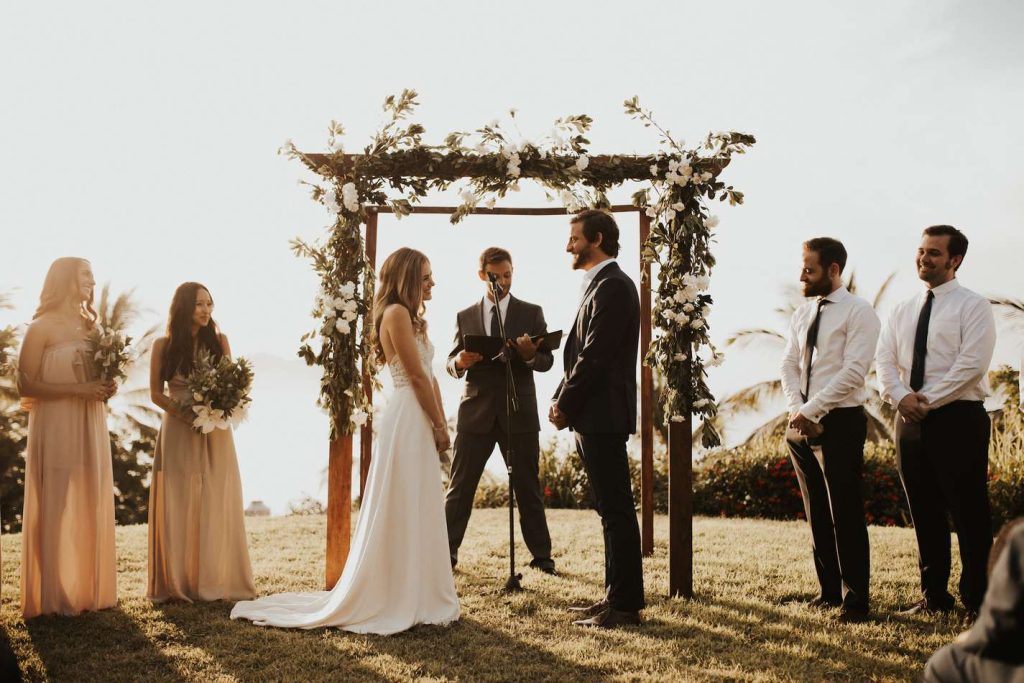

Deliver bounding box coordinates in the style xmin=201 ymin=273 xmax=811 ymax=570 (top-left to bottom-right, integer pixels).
xmin=371 ymin=247 xmax=428 ymax=366
xmin=34 ymin=257 xmax=97 ymax=328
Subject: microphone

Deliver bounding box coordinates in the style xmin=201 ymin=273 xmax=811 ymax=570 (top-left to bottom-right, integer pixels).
xmin=487 ymin=272 xmax=504 ymax=297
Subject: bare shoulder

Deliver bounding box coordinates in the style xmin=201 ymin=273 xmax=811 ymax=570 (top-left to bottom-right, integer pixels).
xmin=381 ymin=304 xmax=410 ymax=326
xmin=152 ymin=335 xmax=169 ymax=352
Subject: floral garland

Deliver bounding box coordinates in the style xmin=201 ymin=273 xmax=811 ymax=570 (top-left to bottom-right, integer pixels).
xmin=285 ymin=90 xmax=754 ymax=446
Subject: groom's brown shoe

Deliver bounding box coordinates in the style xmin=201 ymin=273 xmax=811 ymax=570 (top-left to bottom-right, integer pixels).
xmin=567 ymin=600 xmax=608 ymax=619
xmin=573 ymin=607 xmax=641 ymax=629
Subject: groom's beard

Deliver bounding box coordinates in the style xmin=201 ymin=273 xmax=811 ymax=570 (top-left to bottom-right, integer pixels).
xmin=572 ymin=246 xmax=592 ymax=270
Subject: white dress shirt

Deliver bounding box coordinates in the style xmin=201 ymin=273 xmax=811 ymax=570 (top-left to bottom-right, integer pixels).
xmin=876 ymin=278 xmax=995 ymax=410
xmin=578 ymin=258 xmax=616 ymax=304
xmin=781 ymin=286 xmax=881 ymax=423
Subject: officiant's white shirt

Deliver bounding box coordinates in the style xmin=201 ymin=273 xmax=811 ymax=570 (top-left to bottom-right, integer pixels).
xmin=876 ymin=278 xmax=995 ymax=410
xmin=780 ymin=286 xmax=880 ymax=423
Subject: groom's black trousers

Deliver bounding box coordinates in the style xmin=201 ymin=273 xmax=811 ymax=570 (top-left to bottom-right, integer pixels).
xmin=786 ymin=406 xmax=870 ymax=610
xmin=575 ymin=432 xmax=645 ymax=612
xmin=896 ymin=400 xmax=992 ymax=612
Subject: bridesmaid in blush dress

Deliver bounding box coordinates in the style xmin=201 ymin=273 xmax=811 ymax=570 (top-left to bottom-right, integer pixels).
xmin=147 ymin=282 xmax=255 ymax=603
xmin=17 ymin=257 xmax=118 ymax=618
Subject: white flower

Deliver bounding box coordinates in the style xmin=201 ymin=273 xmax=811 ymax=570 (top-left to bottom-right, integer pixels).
xmin=661 ymin=309 xmax=677 ymax=322
xmin=670 ymin=414 xmax=686 ymax=423
xmin=507 ymin=163 xmax=521 ymax=178
xmin=691 ymin=318 xmax=705 ymax=329
xmin=484 ymin=197 xmax=496 ymax=209
xmin=701 ymin=304 xmax=712 ymax=318
xmin=517 ymin=139 xmax=531 ymax=153
xmin=679 ymin=164 xmax=693 ymax=177
xmin=575 ymin=155 xmax=590 ymax=172
xmin=671 ymin=202 xmax=685 ymax=211
xmin=460 ymin=189 xmax=477 ymax=205
xmin=351 ymin=409 xmax=369 ymax=427
xmin=693 ymin=398 xmax=709 ymax=409
xmin=674 ymin=313 xmax=690 ymax=326
xmin=701 ymin=171 xmax=713 ymax=182
xmin=649 ymin=164 xmax=660 ymax=177
xmin=673 ymin=353 xmax=687 ymax=362
xmin=682 ymin=274 xmax=699 ymax=288
xmin=341 ymin=309 xmax=357 ymax=322
xmin=682 ymin=286 xmax=699 ymax=301
xmin=645 ymin=207 xmax=658 ymax=218
xmin=338 ymin=281 xmax=356 ymax=298
xmin=278 ymin=139 xmax=297 ymax=157
xmin=228 ymin=404 xmax=249 ymax=428
xmin=322 ymin=190 xmax=340 ymax=213
xmin=668 ymin=159 xmax=680 ymax=173
xmin=335 ymin=318 xmax=351 ymax=335
xmin=697 ymin=275 xmax=712 ymax=291
xmin=705 ymin=215 xmax=720 ymax=228
xmin=192 ymin=405 xmax=225 ymax=434
xmin=341 ymin=182 xmax=360 ymax=212
xmin=682 ymin=303 xmax=695 ymax=313
xmin=509 ymin=182 xmax=521 ymax=192
xmin=673 ymin=291 xmax=688 ymax=304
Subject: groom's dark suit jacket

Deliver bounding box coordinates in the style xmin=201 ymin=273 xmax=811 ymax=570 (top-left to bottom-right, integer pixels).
xmin=446 ymin=295 xmax=554 ymax=434
xmin=554 ymin=261 xmax=639 ymax=435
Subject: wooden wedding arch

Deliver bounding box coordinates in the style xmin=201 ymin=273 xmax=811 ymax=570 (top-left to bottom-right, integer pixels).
xmin=305 ymin=153 xmax=699 ymax=599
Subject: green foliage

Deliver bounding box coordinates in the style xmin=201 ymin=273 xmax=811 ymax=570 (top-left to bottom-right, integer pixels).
xmin=287 ymin=90 xmax=755 ymax=444
xmin=474 ymin=438 xmax=668 ymax=513
xmin=693 ymin=440 xmax=909 ymax=526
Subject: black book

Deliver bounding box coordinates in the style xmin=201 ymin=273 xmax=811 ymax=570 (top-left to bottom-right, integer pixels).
xmin=463 ymin=330 xmax=563 ymax=359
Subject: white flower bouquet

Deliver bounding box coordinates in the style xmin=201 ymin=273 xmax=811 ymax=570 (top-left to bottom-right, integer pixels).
xmin=87 ymin=326 xmax=133 ymax=382
xmin=183 ymin=350 xmax=254 ymax=434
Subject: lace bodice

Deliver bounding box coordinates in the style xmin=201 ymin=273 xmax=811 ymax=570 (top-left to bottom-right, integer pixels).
xmin=388 ymin=335 xmax=434 ymax=388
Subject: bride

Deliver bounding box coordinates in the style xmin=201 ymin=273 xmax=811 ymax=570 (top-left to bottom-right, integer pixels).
xmin=231 ymin=247 xmax=460 ymax=634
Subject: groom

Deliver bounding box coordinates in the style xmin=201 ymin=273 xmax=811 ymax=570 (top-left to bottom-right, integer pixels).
xmin=444 ymin=247 xmax=556 ymax=574
xmin=550 ymin=209 xmax=645 ymax=628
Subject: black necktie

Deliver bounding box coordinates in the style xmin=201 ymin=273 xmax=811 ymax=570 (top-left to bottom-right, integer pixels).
xmin=802 ymin=298 xmax=828 ymax=402
xmin=490 ymin=305 xmax=501 ymax=338
xmin=910 ymin=290 xmax=934 ymax=391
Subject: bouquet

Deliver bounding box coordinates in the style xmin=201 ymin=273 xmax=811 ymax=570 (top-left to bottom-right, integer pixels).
xmin=0 ymin=325 xmax=16 ymax=377
xmin=183 ymin=349 xmax=254 ymax=433
xmin=87 ymin=326 xmax=133 ymax=382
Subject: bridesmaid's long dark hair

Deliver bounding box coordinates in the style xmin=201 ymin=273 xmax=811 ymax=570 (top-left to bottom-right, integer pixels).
xmin=161 ymin=282 xmax=222 ymax=382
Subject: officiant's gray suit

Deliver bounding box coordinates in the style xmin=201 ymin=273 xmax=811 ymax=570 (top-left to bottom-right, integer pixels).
xmin=444 ymin=295 xmax=555 ymax=568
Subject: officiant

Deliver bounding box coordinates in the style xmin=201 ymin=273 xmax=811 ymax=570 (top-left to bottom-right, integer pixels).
xmin=444 ymin=247 xmax=556 ymax=574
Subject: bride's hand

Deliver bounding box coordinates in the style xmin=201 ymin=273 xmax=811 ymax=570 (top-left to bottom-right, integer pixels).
xmin=432 ymin=425 xmax=451 ymax=453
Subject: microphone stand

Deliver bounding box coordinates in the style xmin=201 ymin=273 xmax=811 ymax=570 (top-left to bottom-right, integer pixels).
xmin=488 ymin=274 xmax=523 ymax=593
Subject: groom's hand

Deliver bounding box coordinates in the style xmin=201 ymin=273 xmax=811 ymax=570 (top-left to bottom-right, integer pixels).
xmin=548 ymin=402 xmax=568 ymax=430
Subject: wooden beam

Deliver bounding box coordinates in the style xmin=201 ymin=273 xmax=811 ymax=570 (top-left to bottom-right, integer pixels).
xmin=668 ymin=383 xmax=694 ymax=598
xmin=359 ymin=213 xmax=378 ymax=497
xmin=639 ymin=212 xmax=654 ymax=557
xmin=367 ymin=204 xmax=642 ymax=216
xmin=325 ymin=435 xmax=352 ymax=590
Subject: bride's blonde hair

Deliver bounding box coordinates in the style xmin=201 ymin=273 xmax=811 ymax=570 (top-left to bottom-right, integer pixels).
xmin=34 ymin=257 xmax=97 ymax=328
xmin=371 ymin=247 xmax=428 ymax=366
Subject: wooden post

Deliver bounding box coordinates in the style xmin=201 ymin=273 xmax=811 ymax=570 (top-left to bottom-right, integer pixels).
xmin=359 ymin=212 xmax=378 ymax=496
xmin=668 ymin=352 xmax=694 ymax=598
xmin=326 ymin=434 xmax=352 ymax=590
xmin=638 ymin=212 xmax=654 ymax=557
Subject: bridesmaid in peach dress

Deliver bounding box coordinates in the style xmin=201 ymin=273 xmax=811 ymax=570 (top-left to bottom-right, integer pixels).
xmin=147 ymin=282 xmax=255 ymax=603
xmin=17 ymin=257 xmax=118 ymax=618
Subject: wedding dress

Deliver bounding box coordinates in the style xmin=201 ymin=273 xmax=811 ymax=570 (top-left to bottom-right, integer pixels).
xmin=231 ymin=334 xmax=459 ymax=634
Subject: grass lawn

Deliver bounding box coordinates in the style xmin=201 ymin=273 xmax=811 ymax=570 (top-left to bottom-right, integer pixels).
xmin=1 ymin=509 xmax=966 ymax=681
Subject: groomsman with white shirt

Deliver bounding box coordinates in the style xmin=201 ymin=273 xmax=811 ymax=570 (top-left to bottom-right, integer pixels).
xmin=781 ymin=237 xmax=880 ymax=622
xmin=876 ymin=225 xmax=996 ymax=626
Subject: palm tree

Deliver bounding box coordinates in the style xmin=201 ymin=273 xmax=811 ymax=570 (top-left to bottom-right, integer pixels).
xmin=711 ymin=272 xmax=897 ymax=446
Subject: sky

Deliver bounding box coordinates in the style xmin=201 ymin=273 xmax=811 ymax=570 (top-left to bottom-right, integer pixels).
xmin=2 ymin=1 xmax=1022 ymax=514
